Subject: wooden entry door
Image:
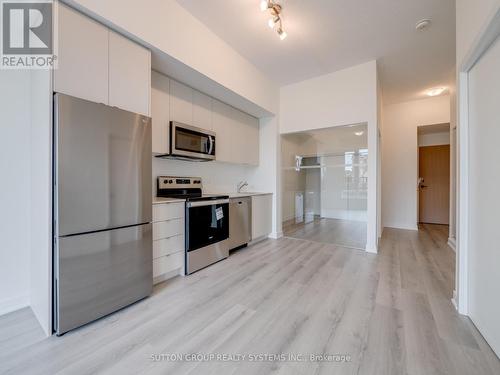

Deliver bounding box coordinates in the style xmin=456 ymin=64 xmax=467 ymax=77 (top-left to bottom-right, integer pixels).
xmin=418 ymin=145 xmax=450 ymax=224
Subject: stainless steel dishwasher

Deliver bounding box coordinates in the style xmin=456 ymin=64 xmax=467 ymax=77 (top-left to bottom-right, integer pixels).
xmin=228 ymin=197 xmax=252 ymax=250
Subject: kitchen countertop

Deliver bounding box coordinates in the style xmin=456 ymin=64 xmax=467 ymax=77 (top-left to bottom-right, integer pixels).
xmin=216 ymin=192 xmax=273 ymax=198
xmin=152 ymin=192 xmax=271 ymax=204
xmin=153 ymin=197 xmax=186 ymax=205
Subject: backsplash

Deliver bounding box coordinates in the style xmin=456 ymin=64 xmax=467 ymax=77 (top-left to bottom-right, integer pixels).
xmin=152 ymin=157 xmax=259 ymax=195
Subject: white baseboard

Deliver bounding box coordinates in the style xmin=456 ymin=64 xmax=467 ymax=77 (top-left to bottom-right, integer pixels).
xmin=383 ymin=224 xmax=419 ymax=231
xmin=451 ymin=290 xmax=458 ymax=311
xmin=249 ymin=235 xmax=271 ymax=246
xmin=447 ymin=237 xmax=457 ymax=252
xmin=365 ymin=244 xmax=378 ymax=254
xmin=269 ymin=231 xmax=283 ymax=239
xmin=0 ymin=294 xmax=30 ymax=316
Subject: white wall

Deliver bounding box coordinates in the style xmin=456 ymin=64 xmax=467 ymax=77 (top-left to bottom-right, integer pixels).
xmin=418 ymin=131 xmax=450 ymax=146
xmin=468 ymin=33 xmax=500 ymax=357
xmin=65 ymin=0 xmax=279 ymax=115
xmin=29 ymin=69 xmax=53 ymax=335
xmin=0 ymin=70 xmax=32 ymax=315
xmin=280 ymin=135 xmax=306 ymax=222
xmin=252 ymin=116 xmax=282 ymax=238
xmin=382 ymin=95 xmax=450 ymax=230
xmin=153 ymin=158 xmax=258 ymax=196
xmin=280 ymin=61 xmax=377 ymax=134
xmin=279 ymin=61 xmax=379 ymax=252
xmin=456 ymin=0 xmax=500 ymax=66
xmin=460 ymin=0 xmax=500 ymax=356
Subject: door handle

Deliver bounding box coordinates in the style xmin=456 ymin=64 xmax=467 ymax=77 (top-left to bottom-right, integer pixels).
xmin=208 ymin=136 xmax=214 ymax=155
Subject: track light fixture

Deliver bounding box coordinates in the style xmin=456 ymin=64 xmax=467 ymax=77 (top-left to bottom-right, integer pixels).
xmin=260 ymin=1 xmax=287 ymax=40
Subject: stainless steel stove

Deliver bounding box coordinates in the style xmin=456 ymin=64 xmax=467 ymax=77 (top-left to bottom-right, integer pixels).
xmin=157 ymin=177 xmax=229 ymax=274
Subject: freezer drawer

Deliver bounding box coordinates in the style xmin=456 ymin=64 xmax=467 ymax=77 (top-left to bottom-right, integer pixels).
xmin=54 ymin=223 xmax=152 ymax=335
xmin=228 ymin=197 xmax=252 ymax=250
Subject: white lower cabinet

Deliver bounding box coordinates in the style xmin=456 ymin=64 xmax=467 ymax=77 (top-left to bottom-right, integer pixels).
xmin=251 ymin=194 xmax=273 ymax=240
xmin=153 ymin=252 xmax=184 ymax=280
xmin=152 ymin=202 xmax=185 ymax=283
xmin=153 ymin=219 xmax=184 ymax=240
xmin=153 ymin=234 xmax=184 ymax=258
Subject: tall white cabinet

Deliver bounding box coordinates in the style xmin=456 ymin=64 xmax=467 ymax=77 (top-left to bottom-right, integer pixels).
xmin=54 ymin=3 xmax=151 ymax=116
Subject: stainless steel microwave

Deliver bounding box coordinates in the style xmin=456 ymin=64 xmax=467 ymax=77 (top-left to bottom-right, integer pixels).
xmin=158 ymin=121 xmax=216 ymax=161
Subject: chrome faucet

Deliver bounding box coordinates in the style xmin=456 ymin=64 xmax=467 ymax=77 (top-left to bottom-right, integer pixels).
xmin=237 ymin=181 xmax=248 ymax=193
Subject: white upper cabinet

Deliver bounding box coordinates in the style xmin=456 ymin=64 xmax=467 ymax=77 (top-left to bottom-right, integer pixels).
xmin=109 ymin=31 xmax=151 ymax=116
xmin=192 ymin=90 xmax=212 ymax=130
xmin=212 ymin=99 xmax=259 ymax=165
xmin=234 ymin=110 xmax=260 ymax=165
xmin=54 ymin=3 xmax=109 ymax=104
xmin=152 ymin=75 xmax=259 ymax=165
xmin=170 ymin=80 xmax=193 ymax=124
xmin=212 ymin=99 xmax=237 ymax=163
xmin=151 ymin=72 xmax=170 ymax=154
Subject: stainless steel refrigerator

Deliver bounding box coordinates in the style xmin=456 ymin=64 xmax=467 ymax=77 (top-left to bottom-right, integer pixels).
xmin=53 ymin=93 xmax=152 ymax=335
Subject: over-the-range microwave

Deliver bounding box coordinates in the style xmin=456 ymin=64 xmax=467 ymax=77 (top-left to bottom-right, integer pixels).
xmin=157 ymin=121 xmax=216 ymax=161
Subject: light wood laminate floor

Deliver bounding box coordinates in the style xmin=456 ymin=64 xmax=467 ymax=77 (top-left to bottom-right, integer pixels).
xmin=283 ymin=217 xmax=367 ymax=249
xmin=1 ymin=224 xmax=498 ymax=375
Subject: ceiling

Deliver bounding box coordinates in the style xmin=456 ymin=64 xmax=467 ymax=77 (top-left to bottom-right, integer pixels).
xmin=175 ymin=0 xmax=456 ymax=104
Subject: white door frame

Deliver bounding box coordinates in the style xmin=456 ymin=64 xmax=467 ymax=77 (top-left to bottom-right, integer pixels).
xmin=456 ymin=7 xmax=500 ymax=315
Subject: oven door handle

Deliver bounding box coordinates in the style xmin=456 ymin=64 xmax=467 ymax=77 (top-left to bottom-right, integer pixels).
xmin=186 ymin=199 xmax=229 ymax=208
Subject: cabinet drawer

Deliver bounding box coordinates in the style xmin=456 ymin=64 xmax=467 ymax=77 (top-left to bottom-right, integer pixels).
xmin=153 ymin=203 xmax=185 ymax=222
xmin=153 ymin=234 xmax=184 ymax=259
xmin=153 ymin=218 xmax=184 ymax=240
xmin=153 ymin=252 xmax=184 ymax=278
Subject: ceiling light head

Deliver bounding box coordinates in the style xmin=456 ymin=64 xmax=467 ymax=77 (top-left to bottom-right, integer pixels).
xmin=426 ymin=87 xmax=446 ymax=97
xmin=261 ymin=1 xmax=287 ymax=39
xmin=278 ymin=28 xmax=287 ymax=40
xmin=416 ymin=19 xmax=432 ymax=31
xmin=268 ymin=17 xmax=279 ymax=29
xmin=354 ymin=131 xmax=364 ymax=136
xmin=269 ymin=3 xmax=282 ymax=16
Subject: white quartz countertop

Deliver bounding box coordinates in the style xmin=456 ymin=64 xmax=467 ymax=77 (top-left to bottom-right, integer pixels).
xmin=153 ymin=197 xmax=186 ymax=205
xmin=215 ymin=192 xmax=273 ymax=198
xmin=153 ymin=192 xmax=271 ymax=204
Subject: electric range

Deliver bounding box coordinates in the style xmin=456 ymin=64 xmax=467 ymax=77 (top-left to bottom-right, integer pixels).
xmin=157 ymin=176 xmax=229 ymax=274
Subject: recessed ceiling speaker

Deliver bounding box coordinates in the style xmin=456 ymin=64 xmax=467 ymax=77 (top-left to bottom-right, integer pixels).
xmin=416 ymin=19 xmax=432 ymax=31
